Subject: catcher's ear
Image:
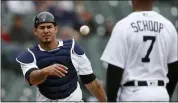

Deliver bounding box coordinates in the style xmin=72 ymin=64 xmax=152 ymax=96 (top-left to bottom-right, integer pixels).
xmin=33 ymin=28 xmax=37 ymax=36
xmin=55 ymin=26 xmax=59 ymax=33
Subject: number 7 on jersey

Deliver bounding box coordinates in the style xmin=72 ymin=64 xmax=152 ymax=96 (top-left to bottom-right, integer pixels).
xmin=142 ymin=36 xmax=156 ymax=63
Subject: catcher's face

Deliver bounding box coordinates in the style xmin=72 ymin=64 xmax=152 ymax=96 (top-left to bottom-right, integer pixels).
xmin=34 ymin=23 xmax=58 ymax=43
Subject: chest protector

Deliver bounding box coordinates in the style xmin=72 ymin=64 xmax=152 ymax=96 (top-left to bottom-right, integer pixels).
xmin=29 ymin=39 xmax=78 ymax=100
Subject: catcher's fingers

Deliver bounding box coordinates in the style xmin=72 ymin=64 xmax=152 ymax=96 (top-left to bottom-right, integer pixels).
xmin=57 ymin=64 xmax=68 ymax=70
xmin=55 ymin=64 xmax=68 ymax=74
xmin=53 ymin=69 xmax=65 ymax=77
xmin=53 ymin=71 xmax=62 ymax=78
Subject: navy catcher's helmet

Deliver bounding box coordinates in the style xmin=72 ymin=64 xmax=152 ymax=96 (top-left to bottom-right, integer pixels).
xmin=33 ymin=11 xmax=57 ymax=28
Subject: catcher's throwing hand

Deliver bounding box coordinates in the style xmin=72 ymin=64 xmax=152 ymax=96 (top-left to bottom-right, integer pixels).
xmin=45 ymin=64 xmax=68 ymax=78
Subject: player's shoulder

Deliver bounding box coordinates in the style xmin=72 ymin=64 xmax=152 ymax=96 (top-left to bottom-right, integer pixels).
xmin=155 ymin=12 xmax=174 ymax=27
xmin=63 ymin=39 xmax=73 ymax=43
xmin=114 ymin=14 xmax=132 ymax=29
xmin=16 ymin=48 xmax=34 ymax=64
xmin=60 ymin=39 xmax=85 ymax=56
xmin=61 ymin=39 xmax=74 ymax=48
xmin=72 ymin=40 xmax=84 ymax=56
xmin=111 ymin=17 xmax=130 ymax=37
xmin=116 ymin=16 xmax=129 ymax=25
xmin=157 ymin=13 xmax=177 ymax=35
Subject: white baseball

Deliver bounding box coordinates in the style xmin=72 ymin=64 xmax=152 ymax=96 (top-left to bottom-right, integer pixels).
xmin=80 ymin=25 xmax=90 ymax=35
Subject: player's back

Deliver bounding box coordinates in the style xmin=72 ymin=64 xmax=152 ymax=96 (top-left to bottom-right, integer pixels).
xmin=120 ymin=11 xmax=177 ymax=84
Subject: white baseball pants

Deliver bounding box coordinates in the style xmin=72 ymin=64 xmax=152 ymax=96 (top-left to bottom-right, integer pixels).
xmin=117 ymin=86 xmax=169 ymax=101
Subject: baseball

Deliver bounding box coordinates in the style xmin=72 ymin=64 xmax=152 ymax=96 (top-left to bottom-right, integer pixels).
xmin=80 ymin=25 xmax=90 ymax=35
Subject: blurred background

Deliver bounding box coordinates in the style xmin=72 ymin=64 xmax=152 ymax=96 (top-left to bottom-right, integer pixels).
xmin=1 ymin=0 xmax=178 ymax=102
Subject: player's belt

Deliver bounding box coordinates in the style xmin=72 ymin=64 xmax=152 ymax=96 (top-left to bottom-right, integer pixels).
xmin=123 ymin=80 xmax=165 ymax=86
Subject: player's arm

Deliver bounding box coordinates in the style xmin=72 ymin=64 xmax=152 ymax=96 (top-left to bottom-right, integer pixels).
xmin=28 ymin=64 xmax=68 ymax=85
xmin=106 ymin=64 xmax=124 ymax=102
xmin=26 ymin=68 xmax=47 ymax=85
xmin=16 ymin=51 xmax=67 ymax=86
xmin=166 ymin=25 xmax=178 ymax=98
xmin=167 ymin=61 xmax=178 ymax=98
xmin=80 ymin=74 xmax=107 ymax=102
xmin=100 ymin=22 xmax=126 ymax=101
xmin=72 ymin=40 xmax=107 ymax=102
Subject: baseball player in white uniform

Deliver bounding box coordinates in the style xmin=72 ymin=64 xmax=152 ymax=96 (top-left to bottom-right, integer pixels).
xmin=101 ymin=0 xmax=178 ymax=101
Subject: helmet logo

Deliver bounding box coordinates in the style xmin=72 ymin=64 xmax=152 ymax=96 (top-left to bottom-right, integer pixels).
xmin=41 ymin=14 xmax=46 ymax=21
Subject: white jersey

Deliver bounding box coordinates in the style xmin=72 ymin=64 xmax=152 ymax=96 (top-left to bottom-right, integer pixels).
xmin=17 ymin=40 xmax=93 ymax=102
xmin=101 ymin=11 xmax=178 ymax=85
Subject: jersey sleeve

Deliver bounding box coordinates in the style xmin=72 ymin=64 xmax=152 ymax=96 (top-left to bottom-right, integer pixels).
xmin=100 ymin=22 xmax=126 ymax=68
xmin=167 ymin=26 xmax=178 ymax=63
xmin=16 ymin=50 xmax=38 ymax=76
xmin=71 ymin=40 xmax=94 ymax=75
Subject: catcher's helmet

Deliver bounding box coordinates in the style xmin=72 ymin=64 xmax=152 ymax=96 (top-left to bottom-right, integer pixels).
xmin=33 ymin=11 xmax=57 ymax=28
